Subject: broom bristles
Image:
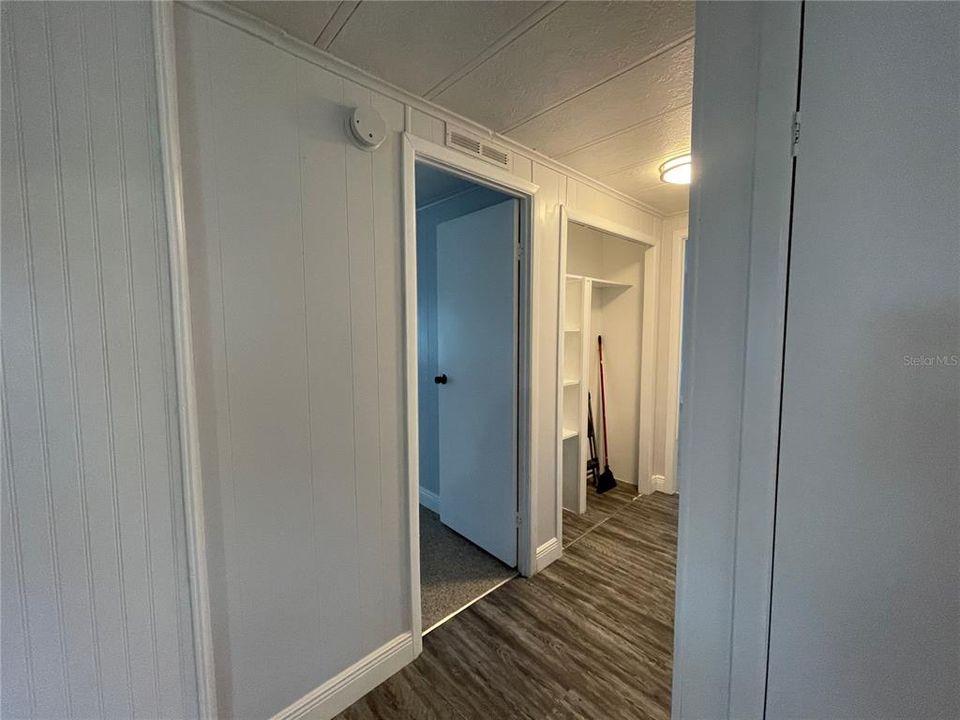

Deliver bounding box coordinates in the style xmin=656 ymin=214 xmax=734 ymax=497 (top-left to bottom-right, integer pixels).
xmin=597 ymin=465 xmax=617 ymax=494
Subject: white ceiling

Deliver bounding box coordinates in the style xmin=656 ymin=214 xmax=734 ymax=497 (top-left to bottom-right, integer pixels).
xmin=229 ymin=1 xmax=694 ymax=215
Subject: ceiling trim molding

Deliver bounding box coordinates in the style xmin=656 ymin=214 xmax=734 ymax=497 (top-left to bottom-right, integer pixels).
xmin=182 ymin=0 xmax=663 ymax=218
xmin=424 ymin=1 xmax=562 ymax=100
xmin=501 ymin=31 xmax=696 ymax=135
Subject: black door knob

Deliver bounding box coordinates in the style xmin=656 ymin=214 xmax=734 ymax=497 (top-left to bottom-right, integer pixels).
xmin=434 ymin=374 xmax=448 ymax=385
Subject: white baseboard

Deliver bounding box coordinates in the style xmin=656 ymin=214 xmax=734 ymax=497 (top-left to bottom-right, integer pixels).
xmin=419 ymin=487 xmax=439 ymax=513
xmin=535 ymin=537 xmax=562 ymax=572
xmin=649 ymin=474 xmax=679 ymax=495
xmin=271 ymin=633 xmax=414 ymax=720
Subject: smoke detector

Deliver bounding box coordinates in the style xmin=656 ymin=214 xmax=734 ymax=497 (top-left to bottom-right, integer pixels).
xmin=347 ymin=105 xmax=386 ymax=150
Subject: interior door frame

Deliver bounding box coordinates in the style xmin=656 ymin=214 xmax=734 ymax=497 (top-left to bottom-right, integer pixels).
xmin=556 ymin=205 xmax=661 ymax=540
xmin=402 ymin=133 xmax=539 ymax=654
xmin=663 ymin=229 xmax=688 ymax=495
xmin=672 ymin=3 xmax=801 ymax=717
xmin=153 ymin=4 xmax=217 ymax=717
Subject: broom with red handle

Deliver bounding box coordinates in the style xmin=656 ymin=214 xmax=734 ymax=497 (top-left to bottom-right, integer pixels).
xmin=596 ymin=335 xmax=617 ymax=494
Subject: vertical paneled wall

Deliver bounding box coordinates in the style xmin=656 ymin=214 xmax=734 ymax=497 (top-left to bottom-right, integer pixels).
xmin=174 ymin=5 xmax=665 ymax=717
xmin=0 ymin=3 xmax=198 ymax=718
xmin=175 ymin=7 xmax=407 ymax=718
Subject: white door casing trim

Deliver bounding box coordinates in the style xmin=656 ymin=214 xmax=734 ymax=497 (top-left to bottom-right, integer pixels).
xmin=535 ymin=537 xmax=563 ymax=572
xmin=152 ymin=4 xmax=218 ymax=717
xmin=663 ymin=229 xmax=687 ymax=495
xmin=402 ymin=133 xmax=539 ymax=656
xmin=671 ymin=3 xmax=801 ymax=717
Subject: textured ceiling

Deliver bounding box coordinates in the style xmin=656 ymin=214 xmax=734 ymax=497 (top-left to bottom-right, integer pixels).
xmin=228 ymin=1 xmax=694 ymax=215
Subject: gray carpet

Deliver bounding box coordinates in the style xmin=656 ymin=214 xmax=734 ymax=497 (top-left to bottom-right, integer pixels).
xmin=419 ymin=508 xmax=515 ymax=631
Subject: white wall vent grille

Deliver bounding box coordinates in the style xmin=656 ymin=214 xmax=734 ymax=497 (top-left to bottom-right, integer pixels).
xmin=446 ymin=127 xmax=512 ymax=170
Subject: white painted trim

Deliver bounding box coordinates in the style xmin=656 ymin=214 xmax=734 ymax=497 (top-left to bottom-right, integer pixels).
xmin=519 ymin=172 xmax=540 ymax=581
xmin=401 ymin=135 xmax=423 ymax=656
xmin=402 ymin=133 xmax=540 ymax=660
xmin=663 ymin=230 xmax=687 ymax=496
xmin=555 ymin=208 xmax=570 ymax=543
xmin=557 ymin=206 xmax=661 ymax=501
xmin=270 ymin=633 xmax=415 ymax=720
xmin=727 ymin=4 xmax=801 ymax=714
xmin=651 ymin=474 xmax=667 ymax=493
xmin=180 ymin=1 xmax=662 ymax=218
xmin=408 ymin=134 xmax=539 ymax=199
xmin=672 ymin=4 xmax=801 ymax=716
xmin=152 ymin=5 xmax=217 ymax=717
xmin=575 ymin=278 xmax=591 ymax=514
xmin=535 ymin=537 xmax=563 ymax=572
xmin=418 ymin=487 xmax=439 ymax=514
xmin=564 ymin=208 xmax=660 ymax=249
xmin=638 ymin=242 xmax=660 ymax=495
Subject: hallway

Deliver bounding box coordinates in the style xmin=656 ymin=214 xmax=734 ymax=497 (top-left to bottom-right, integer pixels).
xmin=338 ymin=492 xmax=678 ymax=719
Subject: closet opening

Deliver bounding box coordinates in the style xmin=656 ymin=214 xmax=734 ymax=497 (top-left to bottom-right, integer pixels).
xmin=556 ymin=209 xmax=666 ymax=547
xmin=403 ymin=135 xmax=538 ymax=644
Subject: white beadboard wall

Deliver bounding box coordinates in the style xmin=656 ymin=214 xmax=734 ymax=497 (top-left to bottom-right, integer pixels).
xmin=174 ymin=5 xmax=662 ymax=717
xmin=175 ymin=8 xmax=407 ymax=718
xmin=0 ymin=3 xmax=198 ymax=719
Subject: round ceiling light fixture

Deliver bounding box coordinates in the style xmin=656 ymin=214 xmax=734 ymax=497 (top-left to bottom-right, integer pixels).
xmin=659 ymin=154 xmax=692 ymax=185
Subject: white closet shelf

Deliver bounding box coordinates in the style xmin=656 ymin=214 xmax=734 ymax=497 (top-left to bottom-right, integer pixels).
xmin=562 ymin=428 xmax=578 ymax=440
xmin=564 ymin=327 xmax=581 ymax=333
xmin=562 ymin=378 xmax=579 ymax=387
xmin=565 ymin=273 xmax=633 ymax=290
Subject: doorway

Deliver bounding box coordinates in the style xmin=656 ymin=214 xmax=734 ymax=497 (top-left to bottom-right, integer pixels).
xmin=403 ymin=135 xmax=538 ymax=646
xmin=415 ymin=162 xmax=518 ymax=631
xmin=556 ymin=209 xmax=662 ymax=546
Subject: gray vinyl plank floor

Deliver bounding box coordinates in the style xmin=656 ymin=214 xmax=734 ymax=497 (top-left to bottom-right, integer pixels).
xmin=419 ymin=507 xmax=516 ymax=631
xmin=562 ymin=483 xmax=638 ymax=548
xmin=338 ymin=491 xmax=679 ymax=720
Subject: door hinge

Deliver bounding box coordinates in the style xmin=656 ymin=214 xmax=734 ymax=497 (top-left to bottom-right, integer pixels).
xmin=515 ymin=512 xmax=523 ymax=528
xmin=515 ymin=242 xmax=523 ymax=262
xmin=791 ymin=111 xmax=801 ymax=157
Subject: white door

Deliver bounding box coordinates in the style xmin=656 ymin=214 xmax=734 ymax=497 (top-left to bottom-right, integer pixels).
xmin=766 ymin=3 xmax=959 ymax=717
xmin=436 ymin=199 xmax=519 ymax=566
